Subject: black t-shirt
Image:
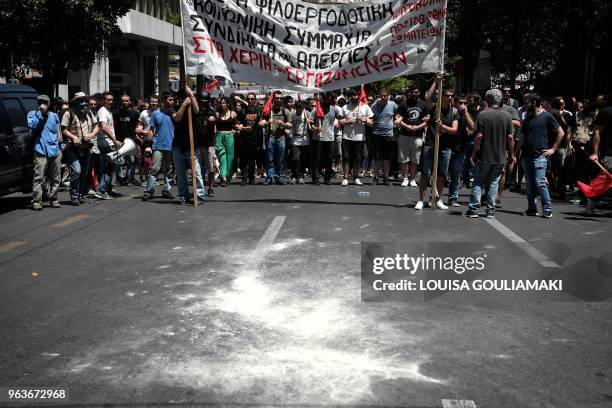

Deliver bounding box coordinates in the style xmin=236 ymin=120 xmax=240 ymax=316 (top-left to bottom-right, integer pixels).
xmin=194 ymin=105 xmax=217 ymax=149
xmin=172 ymin=108 xmax=199 ymax=151
xmin=113 ymin=108 xmax=139 ymax=142
xmin=426 ymin=107 xmax=460 ymax=149
xmin=594 ymin=107 xmax=612 ymax=156
xmin=397 ymin=99 xmax=429 ymax=136
xmin=521 ymin=111 xmax=561 ymax=156
xmin=238 ymin=106 xmax=261 ymax=141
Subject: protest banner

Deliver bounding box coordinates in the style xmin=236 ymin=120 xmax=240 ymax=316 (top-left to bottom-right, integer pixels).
xmin=180 ymin=0 xmax=448 ymax=91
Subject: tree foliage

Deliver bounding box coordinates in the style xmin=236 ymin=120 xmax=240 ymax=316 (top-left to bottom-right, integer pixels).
xmin=446 ymin=0 xmax=612 ymax=91
xmin=0 ymin=0 xmax=131 ymax=95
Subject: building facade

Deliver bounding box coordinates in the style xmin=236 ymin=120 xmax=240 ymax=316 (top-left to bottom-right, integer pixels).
xmin=67 ymin=0 xmax=182 ymax=99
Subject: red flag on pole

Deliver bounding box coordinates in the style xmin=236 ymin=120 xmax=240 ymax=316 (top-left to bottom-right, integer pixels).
xmin=315 ymin=94 xmax=325 ymax=119
xmin=262 ymin=92 xmax=274 ymax=116
xmin=358 ymin=85 xmax=368 ymax=107
xmin=204 ymin=79 xmax=221 ymax=93
xmin=578 ymin=171 xmax=612 ymax=198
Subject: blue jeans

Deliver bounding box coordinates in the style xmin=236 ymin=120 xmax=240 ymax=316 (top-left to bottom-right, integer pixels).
xmin=145 ymin=150 xmax=173 ymax=195
xmin=172 ymin=146 xmax=205 ymax=199
xmin=98 ymin=154 xmax=115 ymax=194
xmin=65 ymin=146 xmax=91 ymax=199
xmin=468 ymin=163 xmax=504 ymax=212
xmin=448 ymin=151 xmax=466 ymax=203
xmin=522 ymin=155 xmax=552 ymax=211
xmin=266 ymin=136 xmax=285 ymax=180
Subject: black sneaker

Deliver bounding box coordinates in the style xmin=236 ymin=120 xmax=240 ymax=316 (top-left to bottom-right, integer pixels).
xmin=220 ymin=179 xmax=228 ymax=187
xmin=542 ymin=210 xmax=553 ymax=219
xmin=179 ymin=196 xmax=192 ymax=205
xmin=495 ymin=199 xmax=502 ymax=208
xmin=241 ymin=179 xmax=247 ymax=186
xmin=71 ymin=198 xmax=80 ymax=206
xmin=162 ymin=191 xmax=174 ymax=199
xmin=312 ymin=179 xmax=321 ymax=186
xmin=522 ymin=208 xmax=539 ymax=216
xmin=79 ymin=196 xmax=86 ymax=204
xmin=371 ymin=177 xmax=378 ymax=186
xmin=263 ymin=179 xmax=272 ymax=186
xmin=142 ymin=192 xmax=152 ymax=201
xmin=207 ymin=188 xmax=215 ymax=197
xmin=383 ymin=178 xmax=392 ymax=186
xmin=275 ymin=178 xmax=287 ymax=185
xmin=465 ymin=208 xmax=479 ymax=218
xmin=323 ymin=179 xmax=332 ymax=185
xmin=248 ymin=178 xmax=256 ymax=185
xmin=485 ymin=211 xmax=495 ymax=219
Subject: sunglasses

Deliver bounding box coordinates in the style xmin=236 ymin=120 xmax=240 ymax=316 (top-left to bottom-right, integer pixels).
xmin=444 ymin=94 xmax=454 ymax=98
xmin=458 ymin=101 xmax=468 ymax=105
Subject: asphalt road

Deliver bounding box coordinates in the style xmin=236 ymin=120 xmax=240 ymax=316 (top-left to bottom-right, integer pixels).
xmin=0 ymin=179 xmax=611 ymax=408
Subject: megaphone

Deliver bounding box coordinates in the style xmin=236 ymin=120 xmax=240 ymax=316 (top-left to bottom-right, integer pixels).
xmin=106 ymin=138 xmax=137 ymax=160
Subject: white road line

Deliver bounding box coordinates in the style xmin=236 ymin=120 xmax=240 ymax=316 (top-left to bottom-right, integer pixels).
xmin=484 ymin=218 xmax=560 ymax=268
xmin=255 ymin=216 xmax=287 ymax=251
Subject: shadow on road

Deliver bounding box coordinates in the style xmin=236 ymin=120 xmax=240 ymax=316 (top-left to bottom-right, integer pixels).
xmin=207 ymin=198 xmax=411 ymax=208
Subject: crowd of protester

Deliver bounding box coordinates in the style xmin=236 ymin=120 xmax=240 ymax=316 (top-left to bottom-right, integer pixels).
xmin=26 ymin=74 xmax=611 ymax=217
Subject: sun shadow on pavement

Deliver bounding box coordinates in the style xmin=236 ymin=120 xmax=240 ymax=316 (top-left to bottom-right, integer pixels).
xmin=209 ymin=198 xmax=411 ymax=208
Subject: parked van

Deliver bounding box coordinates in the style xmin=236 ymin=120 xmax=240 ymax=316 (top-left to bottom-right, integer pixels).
xmin=0 ymin=84 xmax=38 ymax=197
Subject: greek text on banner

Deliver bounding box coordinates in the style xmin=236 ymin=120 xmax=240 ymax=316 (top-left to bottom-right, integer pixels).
xmin=181 ymin=0 xmax=448 ymax=91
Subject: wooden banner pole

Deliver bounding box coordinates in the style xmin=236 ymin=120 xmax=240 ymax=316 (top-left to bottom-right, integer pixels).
xmin=430 ymin=75 xmax=443 ymax=210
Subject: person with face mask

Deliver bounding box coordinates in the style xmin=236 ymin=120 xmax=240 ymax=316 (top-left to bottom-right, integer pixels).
xmin=61 ymin=92 xmax=99 ymax=205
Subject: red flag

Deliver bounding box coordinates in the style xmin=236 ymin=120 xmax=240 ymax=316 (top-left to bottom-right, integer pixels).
xmin=358 ymin=85 xmax=368 ymax=107
xmin=204 ymin=80 xmax=221 ymax=93
xmin=262 ymin=92 xmax=274 ymax=116
xmin=578 ymin=170 xmax=612 ymax=198
xmin=315 ymin=95 xmax=325 ymax=119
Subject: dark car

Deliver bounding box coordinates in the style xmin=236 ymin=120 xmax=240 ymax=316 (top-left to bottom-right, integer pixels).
xmin=0 ymin=84 xmax=38 ymax=197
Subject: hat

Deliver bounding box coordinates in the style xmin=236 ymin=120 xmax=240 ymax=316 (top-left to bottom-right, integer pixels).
xmin=73 ymin=91 xmax=87 ymax=100
xmin=37 ymin=94 xmax=50 ymax=104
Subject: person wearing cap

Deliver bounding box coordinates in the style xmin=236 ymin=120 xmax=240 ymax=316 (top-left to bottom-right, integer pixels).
xmin=27 ymin=95 xmax=62 ymax=210
xmin=61 ymin=92 xmax=99 ymax=205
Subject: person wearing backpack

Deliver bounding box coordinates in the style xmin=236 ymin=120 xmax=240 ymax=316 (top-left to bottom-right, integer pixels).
xmin=61 ymin=92 xmax=99 ymax=205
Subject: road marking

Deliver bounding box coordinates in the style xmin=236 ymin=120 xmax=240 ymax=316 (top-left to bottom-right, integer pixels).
xmin=484 ymin=218 xmax=560 ymax=268
xmin=0 ymin=240 xmax=26 ymax=254
xmin=442 ymin=400 xmax=477 ymax=408
xmin=255 ymin=216 xmax=286 ymax=251
xmin=51 ymin=214 xmax=91 ymax=228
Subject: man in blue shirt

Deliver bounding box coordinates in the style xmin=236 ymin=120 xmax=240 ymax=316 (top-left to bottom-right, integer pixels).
xmin=27 ymin=95 xmax=62 ymax=211
xmin=143 ymin=90 xmax=191 ymax=201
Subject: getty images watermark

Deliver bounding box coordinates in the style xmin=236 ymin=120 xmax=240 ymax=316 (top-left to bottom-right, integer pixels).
xmin=361 ymin=243 xmax=612 ymax=302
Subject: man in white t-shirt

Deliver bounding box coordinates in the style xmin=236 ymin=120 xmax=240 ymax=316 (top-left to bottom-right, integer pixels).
xmin=95 ymin=91 xmax=122 ymax=200
xmin=339 ymin=89 xmax=373 ymax=186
